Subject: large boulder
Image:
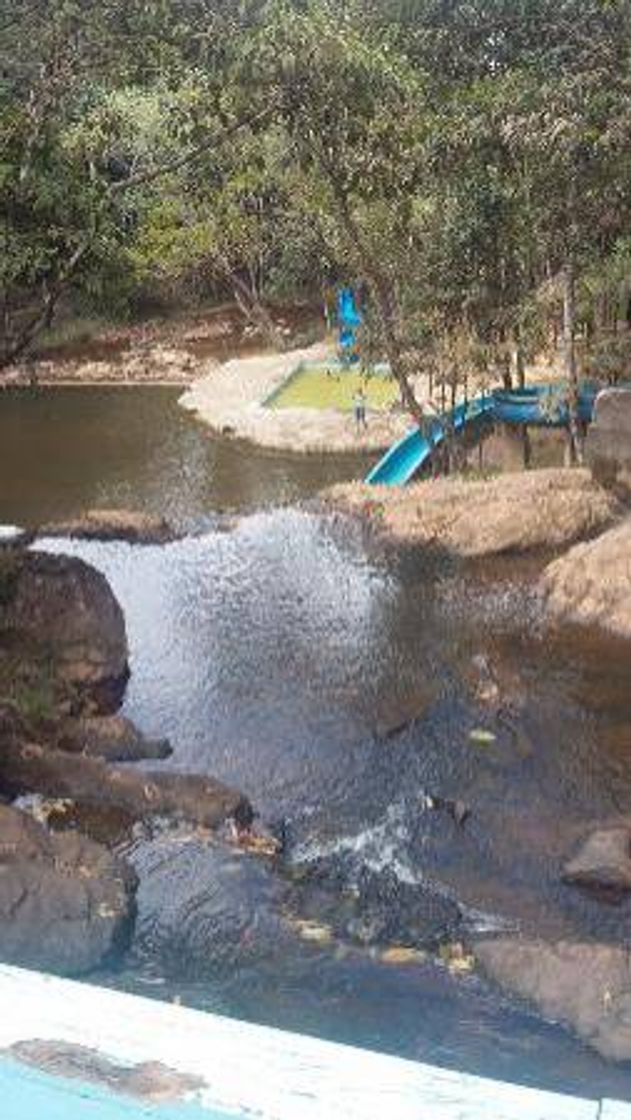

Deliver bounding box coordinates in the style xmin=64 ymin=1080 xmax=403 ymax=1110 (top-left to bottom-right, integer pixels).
xmin=0 ymin=804 xmax=136 ymax=974
xmin=586 ymin=387 xmax=631 ymax=492
xmin=0 ymin=551 xmax=128 ymax=708
xmin=37 ymin=509 xmax=176 ymax=545
xmin=562 ymin=825 xmax=631 ymax=901
xmin=0 ymin=738 xmax=253 ymax=832
xmin=541 ymin=517 xmax=631 ymax=638
xmin=474 ymin=937 xmax=631 ymax=1062
xmin=325 ymin=469 xmax=621 ymax=557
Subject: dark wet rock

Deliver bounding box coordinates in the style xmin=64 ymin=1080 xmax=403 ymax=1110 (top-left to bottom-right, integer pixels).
xmin=131 ymin=840 xmax=289 ymax=978
xmin=474 ymin=937 xmax=631 ymax=1062
xmin=468 ymin=653 xmax=502 ymax=708
xmin=586 ymin=388 xmax=631 ymax=492
xmin=541 ymin=517 xmax=631 ymax=639
xmin=0 ymin=550 xmax=128 ymax=709
xmin=58 ymin=714 xmax=172 ymax=763
xmin=286 ymin=858 xmax=461 ymax=950
xmin=0 ymin=526 xmax=34 ymax=549
xmin=8 ymin=1041 xmax=204 ymax=1102
xmin=563 ymin=825 xmax=631 ymax=902
xmin=0 ymin=738 xmax=252 ymax=831
xmin=372 ymin=684 xmax=435 ymax=739
xmin=0 ymin=803 xmax=136 ymax=974
xmin=38 ymin=509 xmax=176 ymax=545
xmin=429 ymin=795 xmax=471 ymax=828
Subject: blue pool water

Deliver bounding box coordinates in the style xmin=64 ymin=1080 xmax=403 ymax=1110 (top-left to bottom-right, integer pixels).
xmin=0 ymin=1059 xmax=237 ymax=1120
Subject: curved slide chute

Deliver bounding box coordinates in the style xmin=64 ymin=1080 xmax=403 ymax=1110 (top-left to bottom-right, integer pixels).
xmin=365 ymin=396 xmax=495 ymax=486
xmin=366 ymin=383 xmax=601 ymax=485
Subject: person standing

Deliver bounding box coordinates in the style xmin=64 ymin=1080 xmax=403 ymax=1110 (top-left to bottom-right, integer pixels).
xmin=353 ymin=387 xmax=367 ymax=433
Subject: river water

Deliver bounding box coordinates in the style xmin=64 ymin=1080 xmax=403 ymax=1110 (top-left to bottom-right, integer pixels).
xmin=2 ymin=386 xmax=631 ymax=1101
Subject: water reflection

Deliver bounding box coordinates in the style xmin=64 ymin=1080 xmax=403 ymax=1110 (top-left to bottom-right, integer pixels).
xmin=40 ymin=507 xmax=631 ymax=1101
xmin=0 ymin=386 xmax=371 ymax=527
xmin=6 ymin=386 xmax=631 ymax=1099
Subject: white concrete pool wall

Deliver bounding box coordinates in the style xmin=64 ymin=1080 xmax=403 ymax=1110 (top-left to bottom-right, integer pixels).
xmin=0 ymin=965 xmax=630 ymax=1120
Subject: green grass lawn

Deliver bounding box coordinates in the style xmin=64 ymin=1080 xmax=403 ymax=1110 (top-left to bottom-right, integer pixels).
xmin=267 ymin=362 xmax=398 ymax=412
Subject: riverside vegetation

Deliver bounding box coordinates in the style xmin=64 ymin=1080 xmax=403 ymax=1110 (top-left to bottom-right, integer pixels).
xmin=4 ymin=0 xmax=631 ymax=452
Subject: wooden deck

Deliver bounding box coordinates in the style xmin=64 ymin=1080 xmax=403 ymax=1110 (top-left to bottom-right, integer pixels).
xmin=0 ymin=964 xmax=629 ymax=1120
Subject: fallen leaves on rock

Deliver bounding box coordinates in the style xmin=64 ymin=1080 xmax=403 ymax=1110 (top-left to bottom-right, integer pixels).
xmin=380 ymin=946 xmax=427 ymax=966
xmin=27 ymin=797 xmax=74 ymax=825
xmin=439 ymin=942 xmax=476 ymax=975
xmin=286 ymin=917 xmax=334 ymax=945
xmin=469 ymin=728 xmax=497 ymax=746
xmin=235 ymin=833 xmax=281 ymax=858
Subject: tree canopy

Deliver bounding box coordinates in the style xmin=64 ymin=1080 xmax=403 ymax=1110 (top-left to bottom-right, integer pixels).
xmin=3 ymin=0 xmax=631 ymax=442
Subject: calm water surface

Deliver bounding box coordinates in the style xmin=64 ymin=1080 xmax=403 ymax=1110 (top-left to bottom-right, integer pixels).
xmin=3 ymin=387 xmax=631 ymax=1102
xmin=0 ymin=386 xmax=370 ymax=526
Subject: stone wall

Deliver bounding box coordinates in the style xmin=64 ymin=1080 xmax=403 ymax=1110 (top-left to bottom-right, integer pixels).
xmin=586 ymin=388 xmax=631 ymax=491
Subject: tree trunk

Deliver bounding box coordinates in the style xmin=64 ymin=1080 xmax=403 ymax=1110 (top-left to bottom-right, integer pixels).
xmin=562 ymin=261 xmax=583 ymax=464
xmin=368 ymin=272 xmax=425 ymax=428
xmin=227 ymin=266 xmax=284 ymax=351
xmin=321 ymin=158 xmax=425 ymax=428
xmin=515 ymin=331 xmax=526 ymax=388
xmin=521 ymin=427 xmax=532 ymax=469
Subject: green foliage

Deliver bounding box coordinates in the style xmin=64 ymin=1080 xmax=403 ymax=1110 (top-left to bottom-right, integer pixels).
xmin=3 ymin=0 xmax=631 ymax=412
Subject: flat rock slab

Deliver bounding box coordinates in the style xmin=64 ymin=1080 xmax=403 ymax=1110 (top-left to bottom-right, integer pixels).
xmin=475 ymin=938 xmax=631 ymax=1063
xmin=541 ymin=517 xmax=631 ymax=638
xmin=563 ymin=826 xmax=631 ymax=900
xmin=38 ymin=509 xmax=176 ymax=544
xmin=0 ymin=740 xmax=252 ymax=831
xmin=0 ymin=805 xmax=136 ymax=974
xmin=326 ymin=469 xmax=620 ymax=557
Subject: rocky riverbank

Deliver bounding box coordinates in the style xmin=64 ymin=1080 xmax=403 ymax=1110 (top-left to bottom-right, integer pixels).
xmin=542 ymin=517 xmax=631 ymax=639
xmin=3 ymin=487 xmax=631 ymax=1069
xmin=325 ymin=468 xmax=622 ymax=558
xmin=323 ymin=462 xmax=631 ymax=1064
xmin=2 ymin=303 xmax=322 ymax=387
xmin=325 ymin=466 xmax=631 ymax=650
xmin=0 ymin=525 xmax=253 ymax=975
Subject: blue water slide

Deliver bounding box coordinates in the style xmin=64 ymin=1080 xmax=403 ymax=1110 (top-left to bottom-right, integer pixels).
xmin=366 ymin=381 xmax=601 ymax=485
xmin=337 ymin=288 xmax=362 ymax=358
xmin=492 ymin=383 xmax=598 ymax=425
xmin=365 ymin=395 xmax=495 ymax=485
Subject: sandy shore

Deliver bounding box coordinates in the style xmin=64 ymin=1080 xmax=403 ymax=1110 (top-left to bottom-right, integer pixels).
xmin=179 ymin=343 xmax=411 ymax=454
